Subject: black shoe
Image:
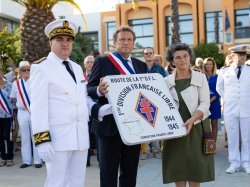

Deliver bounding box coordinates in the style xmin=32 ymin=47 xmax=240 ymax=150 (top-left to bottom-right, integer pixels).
xmin=35 ymin=164 xmax=42 ymax=168
xmin=20 ymin=164 xmax=31 ymax=168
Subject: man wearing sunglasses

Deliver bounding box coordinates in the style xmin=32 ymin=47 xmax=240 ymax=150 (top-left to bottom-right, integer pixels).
xmin=10 ymin=61 xmax=42 ymax=169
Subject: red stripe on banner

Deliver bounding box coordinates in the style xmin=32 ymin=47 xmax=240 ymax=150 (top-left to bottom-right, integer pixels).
xmin=107 ymin=54 xmax=126 ymax=75
xmin=0 ymin=100 xmax=7 ymax=113
xmin=16 ymin=80 xmax=28 ymax=110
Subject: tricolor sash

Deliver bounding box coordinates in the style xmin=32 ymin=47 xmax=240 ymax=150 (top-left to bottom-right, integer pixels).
xmin=0 ymin=89 xmax=12 ymax=116
xmin=83 ymin=72 xmax=89 ymax=82
xmin=16 ymin=79 xmax=30 ymax=112
xmin=107 ymin=52 xmax=135 ymax=75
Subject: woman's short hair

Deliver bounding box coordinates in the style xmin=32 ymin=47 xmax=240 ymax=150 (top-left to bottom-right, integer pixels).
xmin=195 ymin=57 xmax=203 ymax=66
xmin=113 ymin=26 xmax=136 ymax=44
xmin=202 ymin=57 xmax=217 ymax=75
xmin=165 ymin=43 xmax=193 ymax=63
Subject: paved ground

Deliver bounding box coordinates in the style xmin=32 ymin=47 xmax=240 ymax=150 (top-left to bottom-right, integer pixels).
xmin=0 ymin=130 xmax=249 ymax=187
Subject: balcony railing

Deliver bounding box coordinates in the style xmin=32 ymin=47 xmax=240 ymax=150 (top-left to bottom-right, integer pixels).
xmin=234 ymin=26 xmax=250 ymax=39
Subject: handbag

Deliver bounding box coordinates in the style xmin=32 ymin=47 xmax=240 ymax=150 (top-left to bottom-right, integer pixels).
xmin=201 ymin=120 xmax=216 ymax=154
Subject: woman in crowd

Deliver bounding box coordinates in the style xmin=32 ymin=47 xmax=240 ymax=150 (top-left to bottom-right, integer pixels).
xmin=154 ymin=54 xmax=169 ymax=76
xmin=195 ymin=57 xmax=204 ymax=71
xmin=0 ymin=68 xmax=14 ymax=167
xmin=162 ymin=44 xmax=214 ymax=187
xmin=202 ymin=57 xmax=221 ymax=143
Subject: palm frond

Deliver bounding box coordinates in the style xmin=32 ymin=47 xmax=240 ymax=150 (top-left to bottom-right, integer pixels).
xmin=55 ymin=0 xmax=87 ymax=29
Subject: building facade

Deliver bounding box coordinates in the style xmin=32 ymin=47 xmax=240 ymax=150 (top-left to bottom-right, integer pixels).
xmin=101 ymin=0 xmax=250 ymax=57
xmin=0 ymin=0 xmax=24 ymax=32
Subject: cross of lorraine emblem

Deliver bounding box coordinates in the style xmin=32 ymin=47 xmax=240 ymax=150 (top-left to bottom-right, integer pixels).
xmin=135 ymin=92 xmax=158 ymax=128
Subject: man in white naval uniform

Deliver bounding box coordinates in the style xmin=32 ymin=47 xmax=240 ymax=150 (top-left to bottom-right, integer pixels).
xmin=216 ymin=44 xmax=250 ymax=174
xmin=10 ymin=61 xmax=42 ymax=168
xmin=30 ymin=19 xmax=110 ymax=187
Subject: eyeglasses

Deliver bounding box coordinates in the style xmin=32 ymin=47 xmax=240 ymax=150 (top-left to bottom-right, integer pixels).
xmin=21 ymin=69 xmax=30 ymax=72
xmin=144 ymin=52 xmax=153 ymax=55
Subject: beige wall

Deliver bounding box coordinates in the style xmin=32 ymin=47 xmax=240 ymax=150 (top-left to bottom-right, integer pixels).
xmin=204 ymin=0 xmax=222 ymax=12
xmin=235 ymin=0 xmax=249 ymax=9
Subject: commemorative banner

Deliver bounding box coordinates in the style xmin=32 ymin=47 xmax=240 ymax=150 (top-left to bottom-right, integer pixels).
xmin=103 ymin=73 xmax=187 ymax=145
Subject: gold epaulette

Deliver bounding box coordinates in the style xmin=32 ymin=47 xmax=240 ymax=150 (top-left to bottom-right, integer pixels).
xmin=33 ymin=57 xmax=46 ymax=64
xmin=33 ymin=130 xmax=51 ymax=146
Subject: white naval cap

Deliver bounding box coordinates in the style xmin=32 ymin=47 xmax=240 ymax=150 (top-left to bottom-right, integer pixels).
xmin=44 ymin=19 xmax=78 ymax=40
xmin=19 ymin=61 xmax=30 ymax=68
xmin=228 ymin=44 xmax=250 ymax=54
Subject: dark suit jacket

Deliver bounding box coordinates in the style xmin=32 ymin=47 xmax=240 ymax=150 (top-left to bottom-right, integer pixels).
xmin=87 ymin=55 xmax=147 ymax=137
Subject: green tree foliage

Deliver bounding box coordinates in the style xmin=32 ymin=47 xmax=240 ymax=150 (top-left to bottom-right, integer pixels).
xmin=70 ymin=31 xmax=94 ymax=64
xmin=0 ymin=28 xmax=21 ymax=72
xmin=194 ymin=42 xmax=225 ymax=68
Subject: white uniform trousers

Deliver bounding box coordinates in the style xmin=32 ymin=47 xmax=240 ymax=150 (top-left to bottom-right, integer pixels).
xmin=224 ymin=116 xmax=250 ymax=168
xmin=18 ymin=109 xmax=41 ymax=164
xmin=45 ymin=150 xmax=88 ymax=187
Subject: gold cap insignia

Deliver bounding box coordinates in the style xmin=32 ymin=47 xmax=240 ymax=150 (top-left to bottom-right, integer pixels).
xmin=45 ymin=19 xmax=78 ymax=40
xmin=63 ymin=21 xmax=69 ymax=28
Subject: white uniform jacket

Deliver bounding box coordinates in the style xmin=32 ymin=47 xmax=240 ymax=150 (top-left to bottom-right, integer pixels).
xmin=216 ymin=64 xmax=250 ymax=118
xmin=30 ymin=52 xmax=94 ymax=151
xmin=165 ymin=69 xmax=210 ymax=125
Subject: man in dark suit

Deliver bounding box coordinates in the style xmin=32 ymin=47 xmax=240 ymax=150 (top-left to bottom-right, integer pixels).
xmin=87 ymin=26 xmax=147 ymax=187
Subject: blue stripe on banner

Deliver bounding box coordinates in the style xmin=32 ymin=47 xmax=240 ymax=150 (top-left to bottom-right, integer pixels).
xmin=0 ymin=90 xmax=12 ymax=116
xmin=21 ymin=79 xmax=30 ymax=106
xmin=113 ymin=52 xmax=135 ymax=74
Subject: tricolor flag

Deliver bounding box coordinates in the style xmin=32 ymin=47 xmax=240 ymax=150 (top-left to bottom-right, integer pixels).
xmin=225 ymin=8 xmax=231 ymax=31
xmin=132 ymin=0 xmax=139 ymax=12
xmin=152 ymin=0 xmax=158 ymax=6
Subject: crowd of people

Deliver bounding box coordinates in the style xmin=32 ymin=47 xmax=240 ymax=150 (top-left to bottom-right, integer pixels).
xmin=0 ymin=18 xmax=250 ymax=187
